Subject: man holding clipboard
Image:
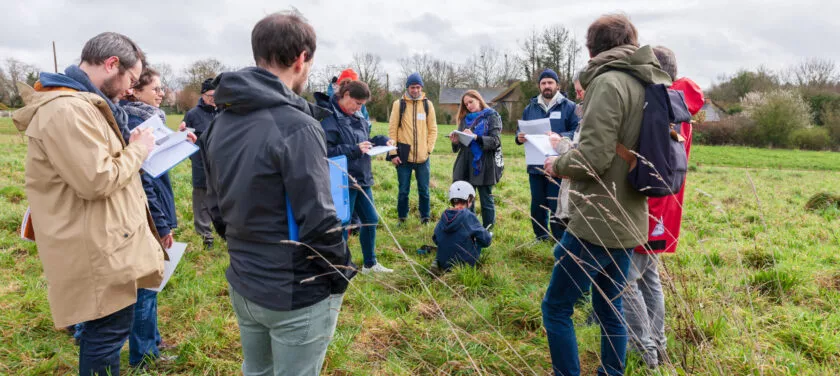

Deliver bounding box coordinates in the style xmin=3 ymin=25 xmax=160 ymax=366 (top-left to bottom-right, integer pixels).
xmin=515 ymin=69 xmax=580 ymax=242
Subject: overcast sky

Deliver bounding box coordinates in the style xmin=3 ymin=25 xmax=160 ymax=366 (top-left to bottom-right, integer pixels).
xmin=2 ymin=0 xmax=839 ymax=90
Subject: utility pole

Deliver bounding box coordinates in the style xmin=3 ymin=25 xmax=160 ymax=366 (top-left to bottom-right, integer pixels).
xmin=52 ymin=41 xmax=58 ymax=73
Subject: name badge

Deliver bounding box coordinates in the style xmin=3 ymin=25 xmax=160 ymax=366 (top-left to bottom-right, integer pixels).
xmin=417 ymin=113 xmax=426 ymax=121
xmin=549 ymin=112 xmax=563 ymax=120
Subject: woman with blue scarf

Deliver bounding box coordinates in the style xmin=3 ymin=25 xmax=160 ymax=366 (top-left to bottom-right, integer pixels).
xmin=450 ymin=90 xmax=504 ymax=227
xmin=121 ymin=67 xmax=194 ymax=368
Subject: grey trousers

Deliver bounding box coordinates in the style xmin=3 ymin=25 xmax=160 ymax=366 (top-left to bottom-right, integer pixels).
xmin=624 ymin=252 xmax=667 ymax=367
xmin=230 ymin=287 xmax=343 ymax=376
xmin=192 ymin=187 xmax=214 ymax=241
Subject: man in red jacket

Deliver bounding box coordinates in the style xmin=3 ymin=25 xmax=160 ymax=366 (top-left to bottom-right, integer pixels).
xmin=624 ymin=45 xmax=705 ymax=369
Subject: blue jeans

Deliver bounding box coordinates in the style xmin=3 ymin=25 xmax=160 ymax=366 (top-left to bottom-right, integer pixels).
xmin=346 ymin=186 xmax=379 ymax=268
xmin=78 ymin=303 xmax=134 ymax=375
xmin=230 ymin=286 xmax=344 ymax=376
xmin=542 ymin=233 xmax=632 ymax=376
xmin=129 ymin=289 xmax=161 ymax=366
xmin=470 ymin=185 xmax=495 ymax=228
xmin=396 ymin=160 xmax=431 ymax=220
xmin=529 ymin=173 xmax=564 ymax=240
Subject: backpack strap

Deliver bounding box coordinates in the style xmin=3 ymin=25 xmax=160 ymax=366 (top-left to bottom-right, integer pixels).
xmin=615 ymin=143 xmax=637 ymax=172
xmin=398 ymin=99 xmax=406 ymax=128
xmin=423 ymin=98 xmax=429 ymax=115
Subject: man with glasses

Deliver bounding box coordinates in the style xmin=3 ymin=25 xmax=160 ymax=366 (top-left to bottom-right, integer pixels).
xmin=12 ymin=32 xmax=165 ymax=375
xmin=180 ymin=78 xmax=218 ymax=249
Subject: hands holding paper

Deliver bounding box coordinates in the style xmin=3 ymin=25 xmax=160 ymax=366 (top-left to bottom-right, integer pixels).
xmin=358 ymin=141 xmax=373 ymax=154
xmin=160 ymin=233 xmax=173 ymax=250
xmin=130 ymin=128 xmax=156 ymax=154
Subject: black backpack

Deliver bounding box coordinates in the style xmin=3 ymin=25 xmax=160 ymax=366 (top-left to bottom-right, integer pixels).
xmin=615 ymin=81 xmax=692 ymax=197
xmin=398 ymin=98 xmax=429 ymax=128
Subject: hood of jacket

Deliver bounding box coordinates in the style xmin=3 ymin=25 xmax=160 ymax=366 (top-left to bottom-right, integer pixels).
xmin=439 ymin=208 xmax=470 ymax=233
xmin=671 ymin=77 xmax=705 ymax=116
xmin=213 ymin=66 xmax=330 ymax=120
xmin=580 ymin=45 xmax=672 ymax=89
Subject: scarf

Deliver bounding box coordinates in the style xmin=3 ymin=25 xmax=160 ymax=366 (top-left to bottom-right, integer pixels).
xmin=464 ymin=108 xmax=494 ymax=175
xmin=122 ymin=101 xmax=166 ymax=127
xmin=62 ymin=65 xmax=131 ymax=142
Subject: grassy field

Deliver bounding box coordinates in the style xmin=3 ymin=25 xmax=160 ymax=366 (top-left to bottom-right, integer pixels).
xmin=0 ymin=114 xmax=839 ymax=375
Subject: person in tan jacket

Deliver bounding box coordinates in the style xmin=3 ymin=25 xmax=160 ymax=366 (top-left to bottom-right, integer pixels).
xmin=388 ymin=72 xmax=438 ymax=224
xmin=12 ymin=32 xmax=165 ymax=376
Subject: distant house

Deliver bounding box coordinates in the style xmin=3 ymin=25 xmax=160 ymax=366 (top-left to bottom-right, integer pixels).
xmin=438 ymin=83 xmax=523 ymax=128
xmin=700 ymin=98 xmax=724 ymax=122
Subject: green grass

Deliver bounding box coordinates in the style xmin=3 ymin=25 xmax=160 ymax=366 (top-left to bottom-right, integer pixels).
xmin=1 ymin=116 xmax=839 ymax=374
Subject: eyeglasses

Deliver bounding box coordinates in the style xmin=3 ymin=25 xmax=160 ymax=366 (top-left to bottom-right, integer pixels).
xmin=152 ymin=87 xmax=165 ymax=94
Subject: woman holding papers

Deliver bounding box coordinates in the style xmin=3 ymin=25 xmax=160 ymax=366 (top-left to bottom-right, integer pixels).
xmin=450 ymin=90 xmax=504 ymax=228
xmin=315 ymin=79 xmax=395 ymax=274
xmin=122 ymin=67 xmax=190 ymax=367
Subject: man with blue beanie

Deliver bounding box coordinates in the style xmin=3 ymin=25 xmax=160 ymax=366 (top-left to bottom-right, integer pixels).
xmin=516 ymin=68 xmax=580 ymax=242
xmin=388 ymin=72 xmax=438 ymax=224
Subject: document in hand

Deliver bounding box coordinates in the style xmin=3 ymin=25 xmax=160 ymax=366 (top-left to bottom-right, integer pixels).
xmin=286 ymin=155 xmax=351 ymax=241
xmin=148 ymin=242 xmax=187 ymax=293
xmin=367 ymin=145 xmax=397 ymax=156
xmin=518 ymin=118 xmax=551 ymax=135
xmin=136 ymin=116 xmax=199 ymax=178
xmin=450 ymin=130 xmax=477 ymax=146
xmin=523 ymin=134 xmax=558 ymax=165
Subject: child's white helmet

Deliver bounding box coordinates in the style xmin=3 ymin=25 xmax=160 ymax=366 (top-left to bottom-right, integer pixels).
xmin=449 ymin=181 xmax=475 ymax=202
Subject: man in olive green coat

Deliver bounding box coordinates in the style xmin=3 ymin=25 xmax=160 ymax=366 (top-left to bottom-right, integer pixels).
xmin=540 ymin=14 xmax=672 ymax=376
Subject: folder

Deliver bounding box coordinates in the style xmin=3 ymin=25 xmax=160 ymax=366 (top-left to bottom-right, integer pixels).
xmin=135 ymin=116 xmax=199 ymax=178
xmin=287 ymin=156 xmax=350 ymax=241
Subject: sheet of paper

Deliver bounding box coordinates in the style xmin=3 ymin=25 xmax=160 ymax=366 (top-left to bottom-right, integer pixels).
xmin=524 ymin=134 xmax=558 ymax=165
xmin=518 ymin=118 xmax=551 ymax=135
xmin=367 ymin=145 xmax=397 ymax=156
xmin=136 ymin=115 xmax=190 ymax=159
xmin=149 ymin=242 xmax=187 ymax=293
xmin=142 ymin=141 xmax=199 ymax=178
xmin=452 ymin=130 xmax=477 ymax=146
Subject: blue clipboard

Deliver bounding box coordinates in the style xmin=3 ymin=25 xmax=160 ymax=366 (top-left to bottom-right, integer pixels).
xmin=286 ymin=155 xmax=350 ymax=241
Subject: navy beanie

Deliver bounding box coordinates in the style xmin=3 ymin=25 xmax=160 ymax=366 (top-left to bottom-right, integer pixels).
xmin=538 ymin=69 xmax=560 ymax=84
xmin=201 ymin=78 xmax=216 ymax=93
xmin=406 ymin=72 xmax=424 ymax=88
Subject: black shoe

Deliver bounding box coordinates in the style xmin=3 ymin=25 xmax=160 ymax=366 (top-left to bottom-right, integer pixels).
xmin=421 ymin=217 xmax=431 ymax=225
xmin=398 ymin=218 xmax=406 ymax=226
xmin=203 ymin=238 xmax=214 ymax=250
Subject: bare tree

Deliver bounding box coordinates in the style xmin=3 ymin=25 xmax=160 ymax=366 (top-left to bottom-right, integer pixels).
xmin=519 ymin=29 xmax=542 ymax=80
xmin=352 ymin=53 xmax=383 ymax=89
xmin=498 ymin=51 xmax=518 ymax=86
xmin=307 ymin=63 xmax=345 ymax=94
xmin=786 ymin=57 xmax=838 ymax=88
xmin=540 ymin=25 xmax=571 ymax=79
xmin=4 ymin=58 xmax=39 ymax=107
xmin=152 ymin=63 xmax=177 ymax=91
xmin=181 ymin=58 xmax=226 ymax=92
xmin=474 ymin=45 xmax=500 ymax=88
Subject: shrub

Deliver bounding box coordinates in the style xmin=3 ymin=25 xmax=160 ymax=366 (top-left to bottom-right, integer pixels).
xmin=741 ymin=90 xmax=811 ymax=147
xmin=789 ymin=127 xmax=832 ymax=150
xmin=823 ymin=108 xmax=840 ymax=146
xmin=694 ymin=116 xmax=755 ymax=146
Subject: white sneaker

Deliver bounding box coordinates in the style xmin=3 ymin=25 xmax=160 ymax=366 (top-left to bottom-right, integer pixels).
xmin=361 ymin=263 xmax=393 ymax=274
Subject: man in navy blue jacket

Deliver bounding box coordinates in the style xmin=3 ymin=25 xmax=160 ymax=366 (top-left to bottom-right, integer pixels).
xmin=516 ymin=69 xmax=580 ymax=241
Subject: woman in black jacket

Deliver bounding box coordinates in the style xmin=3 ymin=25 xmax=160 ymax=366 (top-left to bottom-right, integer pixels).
xmin=449 ymin=90 xmax=504 ymax=227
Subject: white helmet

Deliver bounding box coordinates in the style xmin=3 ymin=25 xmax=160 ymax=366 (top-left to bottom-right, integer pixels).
xmin=449 ymin=181 xmax=475 ymax=202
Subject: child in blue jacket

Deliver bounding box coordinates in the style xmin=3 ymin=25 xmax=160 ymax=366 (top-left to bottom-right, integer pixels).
xmin=433 ymin=181 xmax=493 ymax=271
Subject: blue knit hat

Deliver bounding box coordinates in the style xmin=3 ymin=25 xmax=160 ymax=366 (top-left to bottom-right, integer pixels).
xmin=538 ymin=69 xmax=560 ymax=84
xmin=406 ymin=72 xmax=424 ymax=88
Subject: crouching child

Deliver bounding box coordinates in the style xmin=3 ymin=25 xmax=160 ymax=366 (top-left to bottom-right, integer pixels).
xmin=432 ymin=181 xmax=492 ymax=271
